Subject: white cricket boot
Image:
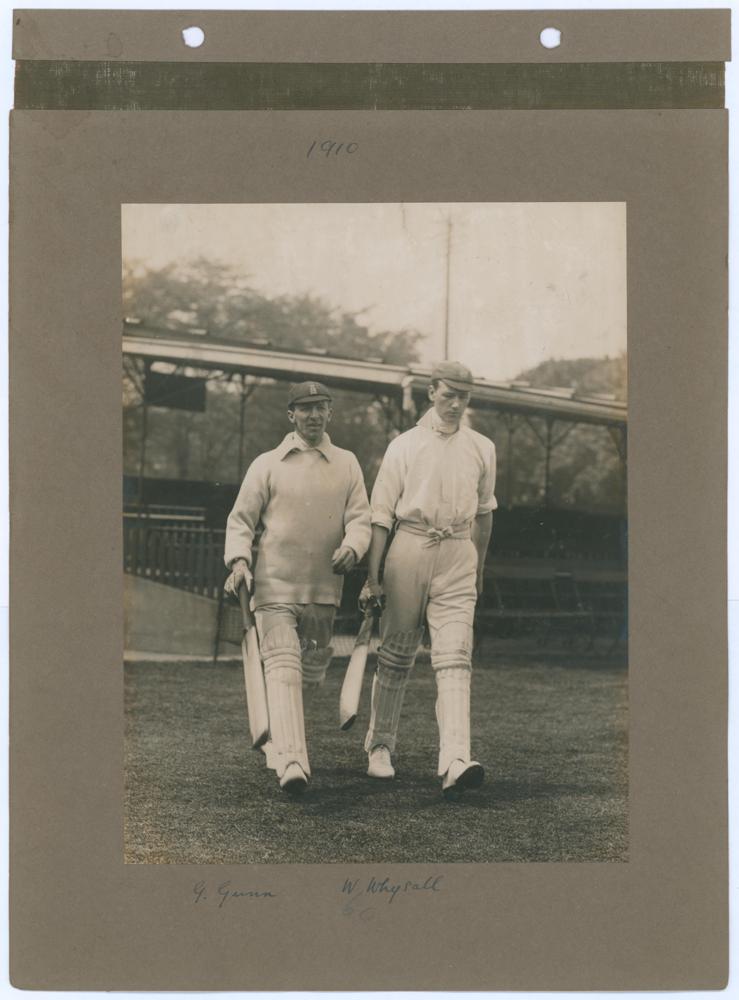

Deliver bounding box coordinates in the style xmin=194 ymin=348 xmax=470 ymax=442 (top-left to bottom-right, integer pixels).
xmin=280 ymin=761 xmax=309 ymax=796
xmin=367 ymin=745 xmax=395 ymax=779
xmin=442 ymin=757 xmax=484 ymax=797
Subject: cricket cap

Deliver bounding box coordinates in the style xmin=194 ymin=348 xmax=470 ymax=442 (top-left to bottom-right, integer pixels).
xmin=430 ymin=360 xmax=475 ymax=392
xmin=287 ymin=381 xmax=333 ymax=407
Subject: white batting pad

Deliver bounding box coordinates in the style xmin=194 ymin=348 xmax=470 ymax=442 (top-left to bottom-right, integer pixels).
xmin=435 ymin=666 xmax=472 ymax=776
xmin=363 ymin=627 xmax=423 ymax=753
xmin=302 ymin=644 xmax=334 ymax=686
xmin=261 ymin=625 xmax=310 ymax=778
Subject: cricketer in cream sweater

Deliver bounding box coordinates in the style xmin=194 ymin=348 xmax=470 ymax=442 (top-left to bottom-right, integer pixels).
xmin=224 ymin=381 xmax=371 ymax=795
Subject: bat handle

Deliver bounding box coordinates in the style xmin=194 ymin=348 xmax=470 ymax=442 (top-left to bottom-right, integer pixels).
xmin=366 ymin=601 xmax=381 ymax=623
xmin=238 ymin=583 xmax=253 ymax=629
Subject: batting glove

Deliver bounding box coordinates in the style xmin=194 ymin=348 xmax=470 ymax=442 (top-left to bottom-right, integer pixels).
xmin=359 ymin=580 xmax=385 ymax=614
xmin=224 ymin=559 xmax=253 ymax=602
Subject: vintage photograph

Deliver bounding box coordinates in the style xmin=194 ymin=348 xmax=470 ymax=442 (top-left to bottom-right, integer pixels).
xmin=122 ymin=202 xmax=627 ymax=864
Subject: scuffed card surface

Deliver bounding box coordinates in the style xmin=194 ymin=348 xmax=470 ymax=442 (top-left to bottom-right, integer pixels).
xmin=9 ymin=9 xmax=728 ymax=990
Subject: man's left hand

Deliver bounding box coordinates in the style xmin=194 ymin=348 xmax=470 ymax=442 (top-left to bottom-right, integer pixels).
xmin=332 ymin=546 xmax=357 ymax=575
xmin=476 ymin=571 xmax=484 ymax=598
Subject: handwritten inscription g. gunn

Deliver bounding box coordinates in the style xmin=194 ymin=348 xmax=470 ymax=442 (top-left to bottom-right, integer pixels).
xmin=193 ymin=880 xmax=276 ymax=908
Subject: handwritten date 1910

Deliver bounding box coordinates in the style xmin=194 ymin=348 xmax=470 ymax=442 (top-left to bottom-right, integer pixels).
xmin=307 ymin=140 xmax=359 ymax=159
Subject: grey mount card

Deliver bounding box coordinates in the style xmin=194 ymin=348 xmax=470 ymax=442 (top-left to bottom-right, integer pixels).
xmin=9 ymin=8 xmax=729 ymax=991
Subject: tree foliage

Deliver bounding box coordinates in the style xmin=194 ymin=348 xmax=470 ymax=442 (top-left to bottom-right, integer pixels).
xmin=515 ymin=354 xmax=627 ymax=402
xmin=123 ymin=260 xmax=626 ymax=515
xmin=123 ymin=259 xmax=421 ymax=485
xmin=123 ymin=258 xmax=421 ymax=363
xmin=470 ymin=355 xmax=626 ymax=514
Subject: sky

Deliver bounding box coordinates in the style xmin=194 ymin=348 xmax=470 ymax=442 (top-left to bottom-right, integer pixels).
xmin=122 ymin=201 xmax=626 ymax=382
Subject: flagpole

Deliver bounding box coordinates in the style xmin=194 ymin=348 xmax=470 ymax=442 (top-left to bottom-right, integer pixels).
xmin=443 ymin=217 xmax=452 ymax=360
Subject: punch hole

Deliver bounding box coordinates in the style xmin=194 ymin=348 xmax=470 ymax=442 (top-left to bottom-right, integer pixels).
xmin=182 ymin=26 xmax=205 ymax=48
xmin=539 ymin=27 xmax=561 ymax=49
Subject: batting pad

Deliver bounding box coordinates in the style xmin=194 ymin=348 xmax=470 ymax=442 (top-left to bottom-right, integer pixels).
xmin=301 ymin=644 xmax=334 ymax=687
xmin=364 ymin=627 xmax=424 ymax=753
xmin=430 ymin=620 xmax=474 ymax=672
xmin=435 ymin=666 xmax=473 ymax=776
xmin=261 ymin=625 xmax=310 ymax=778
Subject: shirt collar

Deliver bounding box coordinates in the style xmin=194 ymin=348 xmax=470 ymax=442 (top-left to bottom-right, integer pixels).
xmin=276 ymin=431 xmax=333 ymax=461
xmin=417 ymin=408 xmax=460 ymax=437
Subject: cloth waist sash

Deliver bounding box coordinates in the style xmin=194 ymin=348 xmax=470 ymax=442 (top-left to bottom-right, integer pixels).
xmin=396 ymin=520 xmax=472 ymax=546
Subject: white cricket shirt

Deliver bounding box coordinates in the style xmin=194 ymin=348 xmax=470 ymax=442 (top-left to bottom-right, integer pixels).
xmin=370 ymin=409 xmax=497 ymax=532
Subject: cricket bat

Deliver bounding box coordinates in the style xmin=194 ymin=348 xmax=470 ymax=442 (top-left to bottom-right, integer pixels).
xmin=238 ymin=585 xmax=269 ymax=749
xmin=339 ymin=605 xmax=377 ymax=731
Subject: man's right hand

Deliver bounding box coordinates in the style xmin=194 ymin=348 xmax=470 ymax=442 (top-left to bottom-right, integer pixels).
xmin=224 ymin=559 xmax=253 ymax=602
xmin=359 ymin=579 xmax=384 ymax=612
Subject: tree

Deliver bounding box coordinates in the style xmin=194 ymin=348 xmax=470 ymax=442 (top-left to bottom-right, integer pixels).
xmin=470 ymin=355 xmax=626 ymax=514
xmin=123 ymin=259 xmax=422 ymax=363
xmin=515 ymin=354 xmax=627 ymax=402
xmin=123 ymin=259 xmax=423 ymax=486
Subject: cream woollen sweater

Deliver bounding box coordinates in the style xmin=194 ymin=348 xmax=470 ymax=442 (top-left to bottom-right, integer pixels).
xmin=224 ymin=432 xmax=371 ymax=607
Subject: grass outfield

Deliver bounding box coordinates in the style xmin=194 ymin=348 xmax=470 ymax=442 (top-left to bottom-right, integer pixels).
xmin=124 ymin=654 xmax=627 ymax=864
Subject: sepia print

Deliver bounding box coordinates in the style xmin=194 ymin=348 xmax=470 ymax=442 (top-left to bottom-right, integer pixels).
xmin=122 ymin=201 xmax=627 ymax=864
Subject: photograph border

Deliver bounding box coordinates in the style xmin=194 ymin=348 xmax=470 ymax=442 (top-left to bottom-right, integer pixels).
xmin=120 ymin=198 xmax=629 ymax=868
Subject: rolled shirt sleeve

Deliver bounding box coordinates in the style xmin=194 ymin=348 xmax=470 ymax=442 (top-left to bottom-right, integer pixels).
xmin=224 ymin=455 xmax=270 ymax=568
xmin=477 ymin=440 xmax=498 ymax=515
xmin=370 ymin=438 xmax=405 ymax=530
xmin=341 ymin=456 xmax=372 ymax=559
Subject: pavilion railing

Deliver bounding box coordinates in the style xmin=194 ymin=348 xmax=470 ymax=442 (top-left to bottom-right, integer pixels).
xmin=124 ymin=520 xmax=626 ymax=655
xmin=123 ymin=521 xmax=227 ymax=600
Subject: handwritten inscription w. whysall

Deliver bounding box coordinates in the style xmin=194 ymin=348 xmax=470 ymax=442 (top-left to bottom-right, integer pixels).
xmin=193 ymin=880 xmax=276 ymax=908
xmin=343 ymin=875 xmax=444 ymax=904
xmin=339 ymin=875 xmax=444 ymax=922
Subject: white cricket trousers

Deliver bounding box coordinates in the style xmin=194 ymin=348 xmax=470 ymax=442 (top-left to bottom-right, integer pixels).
xmin=255 ymin=603 xmax=335 ymax=779
xmin=365 ymin=523 xmax=478 ymax=774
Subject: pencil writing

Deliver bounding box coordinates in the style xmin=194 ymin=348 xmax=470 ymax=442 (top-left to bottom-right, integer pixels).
xmin=341 ymin=874 xmax=444 ymax=904
xmin=193 ymin=880 xmax=277 ymax=907
xmin=307 ymin=140 xmax=359 ymax=158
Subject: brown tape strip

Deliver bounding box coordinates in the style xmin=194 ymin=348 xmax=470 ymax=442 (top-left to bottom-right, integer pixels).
xmin=14 ymin=60 xmax=725 ymax=111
